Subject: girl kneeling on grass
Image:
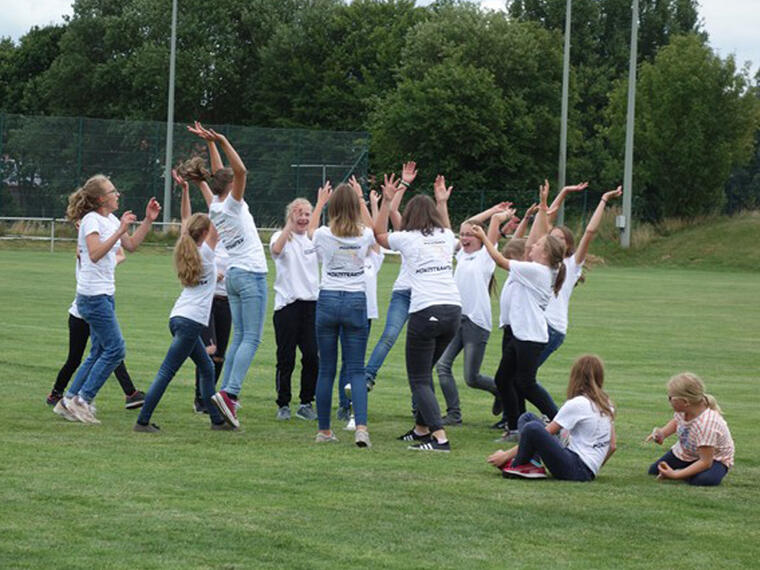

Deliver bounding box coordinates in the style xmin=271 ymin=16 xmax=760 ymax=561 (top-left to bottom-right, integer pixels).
xmin=487 ymin=355 xmax=616 ymax=481
xmin=645 ymin=373 xmax=734 ymax=486
xmin=134 ymin=175 xmax=233 ymax=432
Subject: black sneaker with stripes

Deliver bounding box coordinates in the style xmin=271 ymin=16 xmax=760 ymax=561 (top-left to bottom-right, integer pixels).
xmin=407 ymin=438 xmax=451 ymax=452
xmin=397 ymin=429 xmax=432 ymax=443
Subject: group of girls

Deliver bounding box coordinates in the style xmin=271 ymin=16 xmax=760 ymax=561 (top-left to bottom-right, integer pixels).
xmin=50 ymin=125 xmax=735 ymax=485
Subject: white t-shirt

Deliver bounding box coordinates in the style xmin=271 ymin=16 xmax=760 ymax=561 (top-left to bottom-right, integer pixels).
xmin=208 ymin=194 xmax=267 ymax=273
xmin=544 ymin=255 xmax=584 ymax=334
xmin=213 ymin=242 xmax=229 ymax=297
xmin=387 ymin=228 xmax=460 ymax=313
xmin=554 ymin=395 xmax=614 ymax=476
xmin=455 ymin=246 xmax=496 ymax=331
xmin=313 ymin=226 xmax=375 ymax=292
xmin=270 ymin=230 xmax=320 ymax=311
xmin=498 ymin=260 xmax=554 ymax=343
xmin=76 ymin=211 xmax=121 ymax=296
xmin=392 ymin=255 xmax=412 ymax=291
xmin=69 ymin=258 xmax=83 ymax=318
xmin=170 ymin=242 xmax=217 ymax=325
xmin=364 ymin=249 xmax=385 ymax=319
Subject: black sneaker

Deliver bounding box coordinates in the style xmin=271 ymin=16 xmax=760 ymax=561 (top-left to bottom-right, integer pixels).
xmin=442 ymin=415 xmax=462 ymax=426
xmin=492 ymin=395 xmax=503 ymax=416
xmin=211 ymin=422 xmax=238 ymax=431
xmin=397 ymin=428 xmax=432 ymax=442
xmin=46 ymin=391 xmax=63 ymax=407
xmin=133 ymin=422 xmax=160 ymax=433
xmin=491 ymin=418 xmax=507 ymax=430
xmin=194 ymin=399 xmax=208 ymax=414
xmin=125 ymin=390 xmax=146 ymax=410
xmin=408 ymin=438 xmax=451 ymax=452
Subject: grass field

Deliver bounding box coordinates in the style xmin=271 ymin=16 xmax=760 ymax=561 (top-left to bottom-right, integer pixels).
xmin=1 ymin=246 xmax=759 ymax=569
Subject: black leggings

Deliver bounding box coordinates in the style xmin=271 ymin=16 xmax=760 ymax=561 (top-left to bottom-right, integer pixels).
xmin=495 ymin=326 xmax=558 ymax=431
xmin=52 ymin=313 xmax=136 ymax=396
xmin=194 ymin=296 xmax=231 ymax=400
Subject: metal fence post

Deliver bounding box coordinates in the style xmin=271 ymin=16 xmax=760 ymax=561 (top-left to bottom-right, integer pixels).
xmin=50 ymin=217 xmax=55 ymax=253
xmin=76 ymin=117 xmax=84 ymax=183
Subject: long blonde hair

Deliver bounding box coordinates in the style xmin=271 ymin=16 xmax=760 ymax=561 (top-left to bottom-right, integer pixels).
xmin=328 ymin=184 xmax=362 ymax=237
xmin=174 ymin=213 xmax=211 ymax=286
xmin=668 ymin=372 xmax=722 ymax=414
xmin=566 ymin=354 xmax=615 ymax=418
xmin=66 ymin=175 xmax=110 ymax=221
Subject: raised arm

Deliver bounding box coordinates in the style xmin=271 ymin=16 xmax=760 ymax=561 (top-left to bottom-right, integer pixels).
xmin=369 ymin=189 xmax=380 ymax=223
xmin=271 ymin=216 xmax=295 ymax=256
xmin=433 ymin=175 xmax=452 ymax=229
xmin=173 ymin=169 xmax=191 ymax=226
xmin=470 ymin=201 xmax=512 ymax=225
xmin=471 ymin=224 xmax=510 ymax=271
xmin=374 ymin=173 xmax=400 ymax=249
xmin=349 ymin=175 xmax=374 ymax=228
xmin=308 ymin=182 xmax=332 ymax=239
xmin=120 ymin=197 xmax=161 ymax=252
xmin=188 ymin=121 xmax=224 ymax=173
xmin=574 ymin=186 xmax=622 ymax=264
xmin=487 ymin=206 xmax=515 ymax=245
xmin=525 ymin=180 xmax=550 ymax=251
xmin=547 ymin=182 xmax=589 ymax=226
xmin=512 ymin=203 xmax=537 ymax=239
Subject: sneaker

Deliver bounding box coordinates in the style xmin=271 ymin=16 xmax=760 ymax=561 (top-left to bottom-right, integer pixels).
xmin=344 ymin=384 xmax=352 ymax=400
xmin=46 ymin=391 xmax=63 ymax=407
xmin=408 ymin=438 xmax=451 ymax=452
xmin=276 ymin=406 xmax=291 ymax=421
xmin=367 ymin=378 xmax=376 ymax=392
xmin=442 ymin=415 xmax=462 ymax=426
xmin=211 ymin=391 xmax=239 ymax=428
xmin=344 ymin=415 xmax=356 ymax=431
xmin=493 ymin=430 xmax=520 ymax=443
xmin=133 ymin=422 xmax=160 ymax=433
xmin=124 ymin=390 xmax=145 ymax=410
xmin=492 ymin=395 xmax=503 ymax=416
xmin=295 ymin=403 xmax=317 ymax=421
xmin=355 ymin=429 xmax=371 ymax=448
xmin=315 ymin=432 xmax=339 ymax=443
xmin=397 ymin=428 xmax=432 ymax=443
xmin=336 ymin=405 xmax=351 ymax=422
xmin=501 ymin=460 xmax=548 ymax=479
xmin=67 ymin=396 xmax=100 ymax=425
xmin=193 ymin=399 xmax=208 ymax=414
xmin=491 ymin=418 xmax=507 ymax=430
xmin=53 ymin=399 xmax=77 ymax=422
xmin=211 ymin=421 xmax=238 ymax=431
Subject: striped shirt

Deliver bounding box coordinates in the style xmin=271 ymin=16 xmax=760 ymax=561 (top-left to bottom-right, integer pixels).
xmin=672 ymin=408 xmax=735 ymax=468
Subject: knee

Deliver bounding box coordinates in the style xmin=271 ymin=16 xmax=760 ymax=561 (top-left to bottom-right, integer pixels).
xmin=647 ymin=461 xmax=660 ymax=476
xmin=687 ymin=471 xmax=723 ymax=487
xmin=520 ymin=420 xmax=544 ymax=439
xmin=463 ymin=371 xmax=478 ymax=388
xmin=518 ymin=412 xmax=541 ymax=431
xmin=106 ymin=338 xmax=126 ymax=361
xmin=435 ymin=360 xmax=450 ymax=377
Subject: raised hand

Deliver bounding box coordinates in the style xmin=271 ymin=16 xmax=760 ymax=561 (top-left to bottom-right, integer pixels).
xmin=317 ymin=181 xmax=333 ymax=205
xmin=369 ymin=189 xmax=381 ymax=208
xmin=401 ymin=161 xmax=418 ymax=186
xmin=348 ymin=175 xmax=364 ymax=199
xmin=187 ymin=121 xmax=226 ymax=143
xmin=503 ymin=216 xmax=520 ymax=234
xmin=603 ymin=186 xmax=623 ymax=202
xmin=145 ymin=197 xmax=162 ymax=221
xmin=539 ymin=179 xmax=550 ymax=206
xmin=470 ymin=224 xmax=487 ymax=241
xmin=381 ymin=173 xmax=400 ymax=202
xmin=119 ymin=210 xmax=137 ymax=234
xmin=434 ymin=174 xmax=453 ymax=203
xmin=563 ymin=181 xmax=589 ymax=193
xmin=171 ymin=168 xmax=188 ymax=191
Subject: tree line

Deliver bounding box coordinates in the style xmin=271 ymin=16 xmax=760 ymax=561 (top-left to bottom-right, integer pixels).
xmin=1 ymin=0 xmax=758 ymax=221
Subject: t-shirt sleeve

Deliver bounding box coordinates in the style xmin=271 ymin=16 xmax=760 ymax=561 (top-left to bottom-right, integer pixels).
xmin=223 ymin=195 xmax=244 ymax=214
xmin=387 ymin=231 xmax=411 ymax=254
xmin=364 ymin=227 xmax=376 ymax=248
xmin=478 ymin=246 xmax=496 ymax=273
xmin=269 ymin=231 xmax=284 ymax=258
xmin=81 ymin=213 xmax=101 ymax=237
xmin=443 ymin=229 xmax=457 ymax=254
xmin=554 ymin=397 xmax=589 ymax=431
xmin=201 ymin=241 xmax=215 ymax=262
xmin=695 ymin=418 xmax=719 ymax=449
xmin=509 ymin=260 xmax=546 ymax=287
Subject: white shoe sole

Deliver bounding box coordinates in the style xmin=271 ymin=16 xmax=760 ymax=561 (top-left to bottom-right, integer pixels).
xmin=211 ymin=393 xmax=240 ymax=428
xmin=53 ymin=402 xmax=78 ymax=422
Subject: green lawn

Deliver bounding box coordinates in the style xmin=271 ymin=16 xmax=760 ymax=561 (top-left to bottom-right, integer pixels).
xmin=1 ymin=247 xmax=759 ymax=568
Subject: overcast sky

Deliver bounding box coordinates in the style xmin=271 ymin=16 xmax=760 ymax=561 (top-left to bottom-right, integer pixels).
xmin=0 ymin=0 xmax=757 ymax=76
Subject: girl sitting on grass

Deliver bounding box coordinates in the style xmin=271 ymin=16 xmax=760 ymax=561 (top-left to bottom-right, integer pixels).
xmin=487 ymin=354 xmax=616 ymax=481
xmin=646 ymin=373 xmax=734 ymax=486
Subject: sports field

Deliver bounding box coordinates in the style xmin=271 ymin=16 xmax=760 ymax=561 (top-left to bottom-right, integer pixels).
xmin=1 ymin=247 xmax=758 ymax=568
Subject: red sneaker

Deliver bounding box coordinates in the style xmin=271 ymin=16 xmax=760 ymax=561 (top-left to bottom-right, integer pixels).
xmin=211 ymin=391 xmax=240 ymax=428
xmin=502 ymin=460 xmax=548 ymax=479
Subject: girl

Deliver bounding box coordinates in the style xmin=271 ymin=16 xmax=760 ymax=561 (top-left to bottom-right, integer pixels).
xmin=269 ymin=195 xmax=321 ymax=421
xmin=135 ymin=176 xmax=232 ymax=431
xmin=646 ymin=373 xmax=734 ymax=486
xmin=186 ymin=123 xmax=267 ymax=428
xmin=435 ymin=205 xmax=514 ymax=426
xmin=49 ymin=247 xmax=145 ymax=414
xmin=312 ymin=182 xmax=375 ymax=447
xmin=59 ymin=175 xmax=160 ymax=424
xmin=375 ymin=173 xmax=460 ymax=452
xmin=471 ymin=182 xmax=565 ymax=440
xmin=487 ymin=354 xmax=616 ymax=481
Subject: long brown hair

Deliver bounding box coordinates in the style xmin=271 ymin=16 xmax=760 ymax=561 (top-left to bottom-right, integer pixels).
xmin=566 ymin=354 xmax=615 ymax=418
xmin=174 ymin=213 xmax=211 ymax=286
xmin=544 ymin=234 xmax=567 ymax=295
xmin=501 ymin=237 xmax=526 ymax=261
xmin=328 ymin=184 xmax=362 ymax=237
xmin=401 ymin=195 xmax=445 ymax=236
xmin=668 ymin=372 xmax=722 ymax=414
xmin=66 ymin=175 xmax=109 ymax=221
xmin=552 ymin=225 xmax=587 ymax=285
xmin=178 ymin=156 xmax=233 ymax=196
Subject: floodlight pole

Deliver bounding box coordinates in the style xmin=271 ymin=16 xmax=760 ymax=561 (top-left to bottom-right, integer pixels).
xmin=162 ymin=0 xmax=178 ymax=226
xmin=621 ymin=0 xmax=639 ymax=248
xmin=556 ymin=0 xmax=572 ymax=227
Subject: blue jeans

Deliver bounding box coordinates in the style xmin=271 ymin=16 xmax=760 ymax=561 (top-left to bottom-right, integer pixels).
xmin=338 ymin=320 xmax=372 ymax=410
xmin=364 ymin=289 xmax=411 ymax=381
xmin=537 ymin=325 xmax=566 ymax=367
xmin=315 ymin=290 xmax=369 ymax=430
xmin=138 ymin=317 xmax=224 ymax=426
xmin=647 ymin=449 xmax=729 ymax=486
xmin=221 ymin=268 xmax=268 ymax=397
xmin=514 ymin=413 xmax=595 ymax=481
xmin=65 ymin=294 xmax=126 ymax=403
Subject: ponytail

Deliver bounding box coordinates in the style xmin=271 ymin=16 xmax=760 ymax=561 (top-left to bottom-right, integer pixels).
xmin=174 ymin=213 xmax=211 ymax=286
xmin=667 ymin=372 xmax=723 ymax=415
xmin=177 ymin=156 xmax=211 ymax=183
xmin=704 ymin=394 xmax=722 ymax=414
xmin=544 ymin=234 xmax=566 ymax=295
xmin=66 ymin=174 xmax=109 ymax=221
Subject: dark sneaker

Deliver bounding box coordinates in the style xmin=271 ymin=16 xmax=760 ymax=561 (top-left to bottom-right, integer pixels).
xmin=397 ymin=429 xmax=432 ymax=443
xmin=46 ymin=391 xmax=63 ymax=407
xmin=125 ymin=390 xmax=145 ymax=410
xmin=408 ymin=438 xmax=451 ymax=452
xmin=442 ymin=415 xmax=462 ymax=426
xmin=211 ymin=422 xmax=238 ymax=431
xmin=501 ymin=460 xmax=548 ymax=479
xmin=492 ymin=395 xmax=503 ymax=416
xmin=276 ymin=406 xmax=291 ymax=421
xmin=336 ymin=405 xmax=351 ymax=422
xmin=296 ymin=403 xmax=317 ymax=421
xmin=491 ymin=418 xmax=507 ymax=430
xmin=367 ymin=378 xmax=376 ymax=392
xmin=211 ymin=391 xmax=239 ymax=428
xmin=133 ymin=422 xmax=160 ymax=433
xmin=493 ymin=430 xmax=520 ymax=444
xmin=193 ymin=399 xmax=208 ymax=414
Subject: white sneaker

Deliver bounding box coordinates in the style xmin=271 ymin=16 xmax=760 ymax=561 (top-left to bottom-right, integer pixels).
xmin=344 ymin=415 xmax=356 ymax=431
xmin=67 ymin=396 xmax=100 ymax=425
xmin=53 ymin=399 xmax=77 ymax=422
xmin=355 ymin=429 xmax=371 ymax=448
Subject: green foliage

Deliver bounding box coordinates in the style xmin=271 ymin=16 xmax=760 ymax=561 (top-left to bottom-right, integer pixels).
xmin=604 ymin=35 xmax=760 ymax=220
